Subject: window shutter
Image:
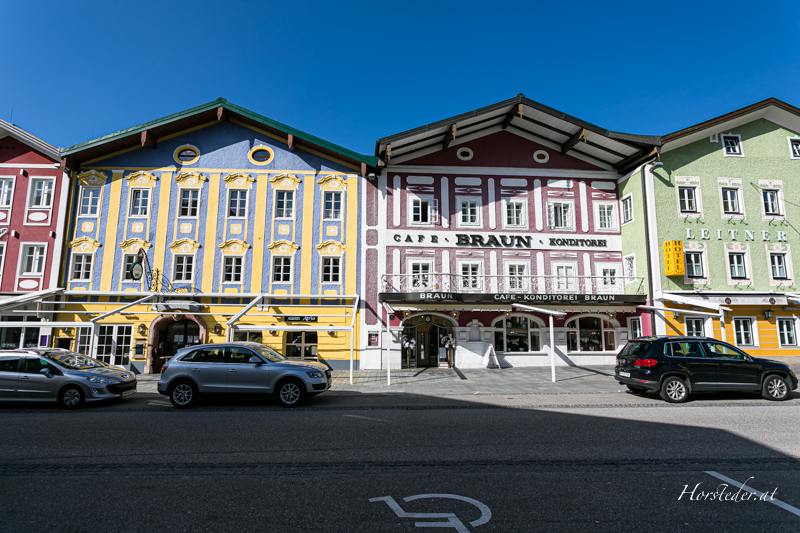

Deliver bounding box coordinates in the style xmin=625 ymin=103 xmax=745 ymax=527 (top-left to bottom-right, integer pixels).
xmin=547 ymin=203 xmax=554 ymax=228
xmin=564 ymin=204 xmax=572 ymax=228
xmin=431 ymin=199 xmax=439 ymax=224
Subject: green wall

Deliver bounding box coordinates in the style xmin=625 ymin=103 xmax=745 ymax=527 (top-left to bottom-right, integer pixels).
xmin=619 ymin=168 xmax=651 ymax=298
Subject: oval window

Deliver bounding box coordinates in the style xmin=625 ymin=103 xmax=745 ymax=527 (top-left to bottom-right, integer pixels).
xmin=456 ymin=147 xmax=474 ymax=161
xmin=177 ymin=148 xmax=198 ymax=162
xmin=251 ymin=149 xmax=271 ymax=162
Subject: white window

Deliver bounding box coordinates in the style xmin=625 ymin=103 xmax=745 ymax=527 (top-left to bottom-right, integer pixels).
xmin=504 ymin=199 xmax=526 ymax=228
xmin=685 ymin=318 xmax=705 ymax=337
xmin=601 ymin=268 xmax=617 ymax=287
xmin=629 ymin=317 xmax=642 ymax=339
xmin=121 ymin=254 xmax=137 ymax=282
xmin=230 ymin=189 xmax=249 ymax=218
xmin=685 ymin=252 xmax=704 ymax=278
xmin=409 ymin=261 xmax=432 ymax=289
xmin=493 ymin=315 xmax=542 ymax=353
xmin=0 ymin=178 xmax=14 ymax=208
xmin=71 ymin=254 xmax=92 ymax=281
xmin=728 ymin=252 xmax=747 ymax=279
xmin=129 ymin=189 xmax=150 ymax=217
xmin=554 ymin=263 xmax=576 ymax=292
xmin=459 ymin=262 xmax=482 ymax=290
xmin=321 ymin=257 xmax=341 ymax=283
xmin=223 ymin=256 xmax=243 ymax=283
xmin=272 ymin=256 xmax=292 ymax=283
xmin=790 ymin=138 xmax=800 ymax=159
xmin=721 ymin=188 xmax=740 ymax=214
xmin=20 ymin=244 xmax=45 ymax=276
xmin=621 ymin=195 xmax=633 ymax=225
xmin=179 ymin=189 xmax=199 ymax=217
xmin=778 ymin=318 xmax=796 ymax=347
xmin=506 ymin=263 xmax=528 ymax=291
xmin=96 ymin=325 xmax=132 ymax=366
xmin=173 ymin=255 xmax=194 ymax=282
xmin=770 ymin=253 xmax=788 ymax=279
xmin=678 ymin=187 xmax=697 ymax=213
xmin=410 ymin=196 xmax=432 ymax=225
xmin=323 ymin=192 xmax=342 ymax=220
xmin=75 ymin=327 xmax=91 ymax=355
xmin=733 ymin=318 xmax=754 ymax=346
xmin=29 ymin=178 xmax=54 ymax=208
xmin=722 ymin=134 xmax=743 ymax=157
xmin=458 ymin=197 xmax=481 ymax=227
xmin=548 ymin=202 xmax=573 ymax=230
xmin=596 ymin=203 xmax=617 ymax=230
xmin=762 ymin=189 xmax=781 ymax=216
xmin=79 ymin=188 xmax=101 ymax=216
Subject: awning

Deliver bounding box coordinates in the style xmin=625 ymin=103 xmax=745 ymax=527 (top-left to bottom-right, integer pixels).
xmin=0 ymin=288 xmax=63 ymax=313
xmin=658 ymin=293 xmax=730 ymax=312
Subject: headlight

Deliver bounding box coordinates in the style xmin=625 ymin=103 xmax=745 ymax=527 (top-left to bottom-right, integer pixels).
xmin=84 ymin=376 xmax=109 ymax=384
xmin=306 ymin=371 xmax=324 ymax=378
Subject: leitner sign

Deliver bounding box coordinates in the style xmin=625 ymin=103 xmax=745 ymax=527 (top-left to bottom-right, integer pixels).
xmin=379 ymin=292 xmax=646 ymax=304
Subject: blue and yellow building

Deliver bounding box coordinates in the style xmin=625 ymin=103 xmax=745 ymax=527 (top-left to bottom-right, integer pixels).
xmin=55 ymin=98 xmax=376 ymax=373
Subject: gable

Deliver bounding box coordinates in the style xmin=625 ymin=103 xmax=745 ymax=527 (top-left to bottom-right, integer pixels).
xmin=397 ymin=130 xmax=604 ymax=171
xmin=0 ymin=135 xmax=58 ymax=165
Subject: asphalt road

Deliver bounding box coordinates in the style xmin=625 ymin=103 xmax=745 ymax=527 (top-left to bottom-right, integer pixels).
xmin=1 ymin=391 xmax=799 ymax=532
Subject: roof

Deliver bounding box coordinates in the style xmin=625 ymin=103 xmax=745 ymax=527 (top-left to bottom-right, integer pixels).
xmin=661 ymin=97 xmax=800 ymax=145
xmin=375 ymin=94 xmax=661 ymax=173
xmin=0 ymin=119 xmax=60 ymax=162
xmin=61 ymin=98 xmax=378 ymax=171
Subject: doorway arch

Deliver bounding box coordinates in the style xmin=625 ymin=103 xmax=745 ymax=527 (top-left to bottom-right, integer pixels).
xmin=400 ymin=313 xmax=457 ymax=369
xmin=145 ymin=314 xmax=207 ymax=373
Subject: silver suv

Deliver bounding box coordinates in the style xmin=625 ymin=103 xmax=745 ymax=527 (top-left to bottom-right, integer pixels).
xmin=0 ymin=349 xmax=137 ymax=409
xmin=157 ymin=342 xmax=331 ymax=408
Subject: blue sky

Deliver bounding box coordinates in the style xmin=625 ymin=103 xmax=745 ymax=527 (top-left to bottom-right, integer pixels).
xmin=3 ymin=0 xmax=798 ymax=154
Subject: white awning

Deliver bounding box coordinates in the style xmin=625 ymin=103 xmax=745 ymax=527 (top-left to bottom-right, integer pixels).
xmin=0 ymin=288 xmax=63 ymax=312
xmin=659 ymin=293 xmax=730 ymax=312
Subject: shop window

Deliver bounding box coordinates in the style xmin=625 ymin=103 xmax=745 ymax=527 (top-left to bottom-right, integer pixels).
xmin=287 ymin=331 xmax=317 ymax=359
xmin=566 ymin=316 xmax=616 ymax=352
xmin=0 ymin=316 xmax=40 ymax=349
xmin=492 ymin=315 xmax=541 ymax=353
xmin=96 ymin=324 xmax=132 ymax=366
xmin=233 ymin=331 xmax=263 ymax=343
xmin=685 ymin=318 xmax=705 ymax=337
xmin=778 ymin=319 xmax=796 ymax=347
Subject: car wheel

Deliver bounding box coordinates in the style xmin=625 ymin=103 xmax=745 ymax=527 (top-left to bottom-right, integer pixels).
xmin=626 ymin=385 xmax=648 ymax=394
xmin=277 ymin=379 xmax=304 ymax=407
xmin=660 ymin=377 xmax=689 ymax=403
xmin=169 ymin=381 xmax=198 ymax=409
xmin=762 ymin=375 xmax=790 ymax=401
xmin=58 ymin=386 xmax=84 ymax=410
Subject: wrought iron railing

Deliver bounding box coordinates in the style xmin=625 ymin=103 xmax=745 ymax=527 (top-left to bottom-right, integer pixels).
xmin=381 ymin=273 xmax=645 ymax=295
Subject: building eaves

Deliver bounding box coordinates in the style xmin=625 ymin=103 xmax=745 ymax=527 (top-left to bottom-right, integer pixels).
xmin=0 ymin=119 xmax=60 ymax=162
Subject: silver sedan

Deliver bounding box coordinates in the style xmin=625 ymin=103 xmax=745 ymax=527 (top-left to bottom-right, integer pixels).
xmin=0 ymin=349 xmax=137 ymax=409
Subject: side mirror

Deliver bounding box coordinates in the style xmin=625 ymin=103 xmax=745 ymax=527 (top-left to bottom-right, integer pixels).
xmin=248 ymin=357 xmax=263 ymax=365
xmin=39 ymin=368 xmax=51 ymax=377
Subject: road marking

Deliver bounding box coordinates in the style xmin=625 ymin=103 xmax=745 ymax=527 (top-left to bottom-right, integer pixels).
xmin=705 ymin=471 xmax=800 ymax=518
xmin=370 ymin=493 xmax=491 ymax=532
xmin=343 ymin=414 xmax=386 ymax=422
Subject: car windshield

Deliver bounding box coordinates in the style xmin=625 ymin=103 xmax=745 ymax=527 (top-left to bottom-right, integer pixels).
xmin=45 ymin=352 xmax=107 ymax=370
xmin=250 ymin=345 xmax=286 ymax=363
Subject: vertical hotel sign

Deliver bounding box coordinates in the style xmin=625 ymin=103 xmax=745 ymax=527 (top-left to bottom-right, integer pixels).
xmin=663 ymin=240 xmax=685 ymax=276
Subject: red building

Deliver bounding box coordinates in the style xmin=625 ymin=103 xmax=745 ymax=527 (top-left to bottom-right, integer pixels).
xmin=0 ymin=120 xmax=67 ymax=348
xmin=361 ymin=96 xmax=658 ymax=369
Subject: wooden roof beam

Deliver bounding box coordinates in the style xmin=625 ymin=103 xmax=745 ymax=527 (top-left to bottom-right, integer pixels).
xmin=501 ymin=104 xmax=523 ymax=129
xmin=441 ymin=123 xmax=457 ymax=150
xmin=140 ymin=130 xmax=157 ymax=149
xmin=561 ymin=128 xmax=586 ymax=155
xmin=287 ymin=134 xmax=295 ymax=152
xmin=615 ymin=147 xmax=659 ymax=173
xmin=217 ymin=106 xmax=228 ymax=121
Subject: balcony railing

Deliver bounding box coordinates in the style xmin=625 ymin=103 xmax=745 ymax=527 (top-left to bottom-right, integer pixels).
xmin=381 ymin=273 xmax=645 ymax=296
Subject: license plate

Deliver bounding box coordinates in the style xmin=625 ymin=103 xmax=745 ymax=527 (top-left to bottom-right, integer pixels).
xmin=619 ymin=371 xmax=630 ymax=378
xmin=121 ymin=389 xmax=136 ymax=397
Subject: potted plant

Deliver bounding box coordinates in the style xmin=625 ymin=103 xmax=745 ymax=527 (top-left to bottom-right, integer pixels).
xmin=402 ymin=335 xmax=416 ymax=369
xmin=441 ymin=333 xmax=456 ymax=368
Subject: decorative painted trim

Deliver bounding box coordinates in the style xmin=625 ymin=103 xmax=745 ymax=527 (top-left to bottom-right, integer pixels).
xmin=169 ymin=238 xmax=201 ymax=254
xmin=218 ymin=239 xmax=250 ymax=254
xmin=267 ymin=240 xmax=299 ymax=255
xmin=316 ymin=240 xmax=346 ymax=255
xmin=69 ymin=237 xmax=102 ymax=253
xmin=125 ymin=171 xmax=158 ymax=187
xmin=173 ymin=144 xmax=200 ymax=165
xmin=223 ymin=171 xmax=255 ymax=189
xmin=118 ymin=238 xmax=152 ymax=254
xmin=247 ymin=145 xmax=275 ymax=165
xmin=77 ymin=170 xmax=108 ymax=187
xmin=174 ymin=171 xmax=208 ymax=187
xmin=317 ymin=174 xmax=347 ymax=191
xmin=269 ymin=173 xmax=301 ymax=189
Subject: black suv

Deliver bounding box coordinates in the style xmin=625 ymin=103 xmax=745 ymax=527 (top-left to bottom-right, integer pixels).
xmin=616 ymin=336 xmax=797 ymax=403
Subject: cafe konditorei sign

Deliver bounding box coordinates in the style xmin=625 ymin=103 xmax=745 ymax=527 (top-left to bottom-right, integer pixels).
xmin=391 ymin=232 xmax=608 ymax=249
xmin=379 ymin=292 xmax=645 ymax=304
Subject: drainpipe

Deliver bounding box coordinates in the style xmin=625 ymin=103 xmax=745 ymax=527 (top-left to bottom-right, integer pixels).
xmin=640 ymin=164 xmax=657 ymax=334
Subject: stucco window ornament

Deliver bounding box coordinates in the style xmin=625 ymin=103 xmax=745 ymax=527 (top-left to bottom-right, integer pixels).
xmin=278 ymin=224 xmax=291 ymax=235
xmin=81 ymin=221 xmax=95 ymax=233
xmin=316 ymin=240 xmax=346 ymax=256
xmin=325 ymin=225 xmax=339 ymax=237
xmin=125 ymin=171 xmax=159 ymax=188
xmin=118 ymin=238 xmax=152 ymax=254
xmin=174 ymin=171 xmax=208 ymax=187
xmin=269 ymin=173 xmax=301 ymax=190
xmin=77 ymin=170 xmax=108 ymax=187
xmin=223 ymin=172 xmax=255 ymax=189
xmin=69 ymin=237 xmax=101 ymax=254
xmin=267 ymin=240 xmax=299 ymax=256
xmin=218 ymin=239 xmax=250 ymax=255
xmin=169 ymin=238 xmax=201 ymax=254
xmin=317 ymin=174 xmax=347 ymax=191
xmin=179 ymin=223 xmax=192 ymax=234
xmin=131 ymin=222 xmax=144 ymax=233
xmin=230 ymin=224 xmax=242 ymax=235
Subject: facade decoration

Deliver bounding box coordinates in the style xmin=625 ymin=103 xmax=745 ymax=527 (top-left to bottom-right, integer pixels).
xmin=70 ymin=237 xmax=102 ymax=253
xmin=267 ymin=240 xmax=299 ymax=255
xmin=125 ymin=170 xmax=159 ymax=187
xmin=77 ymin=170 xmax=108 ymax=186
xmin=219 ymin=239 xmax=250 ymax=254
xmin=269 ymin=173 xmax=301 ymax=189
xmin=118 ymin=238 xmax=151 ymax=254
xmin=316 ymin=240 xmax=345 ymax=255
xmin=169 ymin=238 xmax=201 ymax=254
xmin=223 ymin=171 xmax=254 ymax=188
xmin=317 ymin=174 xmax=347 ymax=190
xmin=174 ymin=171 xmax=208 ymax=187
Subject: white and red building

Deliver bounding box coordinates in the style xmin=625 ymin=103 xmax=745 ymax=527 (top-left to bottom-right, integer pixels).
xmin=360 ymin=96 xmax=660 ymax=369
xmin=0 ymin=120 xmax=67 ymax=349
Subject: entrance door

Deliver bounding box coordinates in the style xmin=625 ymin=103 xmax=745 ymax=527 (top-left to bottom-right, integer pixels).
xmin=416 ymin=325 xmax=439 ymax=367
xmin=159 ymin=320 xmax=201 ymax=362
